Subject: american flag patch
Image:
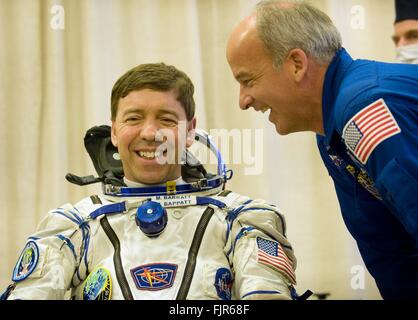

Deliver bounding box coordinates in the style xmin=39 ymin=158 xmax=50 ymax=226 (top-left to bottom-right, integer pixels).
xmin=342 ymin=99 xmax=401 ymax=164
xmin=256 ymin=237 xmax=296 ymax=284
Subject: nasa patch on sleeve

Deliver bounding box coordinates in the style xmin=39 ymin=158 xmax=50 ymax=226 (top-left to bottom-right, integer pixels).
xmin=214 ymin=268 xmax=233 ymax=300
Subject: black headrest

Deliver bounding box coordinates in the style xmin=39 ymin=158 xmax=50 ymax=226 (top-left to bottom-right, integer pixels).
xmin=81 ymin=125 xmax=209 ymax=185
xmin=84 ymin=125 xmax=124 ymax=180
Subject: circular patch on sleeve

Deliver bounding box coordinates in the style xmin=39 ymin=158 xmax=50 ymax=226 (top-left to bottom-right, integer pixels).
xmin=83 ymin=267 xmax=112 ymax=300
xmin=12 ymin=241 xmax=39 ymax=282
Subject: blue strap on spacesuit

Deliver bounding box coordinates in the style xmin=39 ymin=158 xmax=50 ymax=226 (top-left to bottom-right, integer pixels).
xmin=0 ymin=284 xmax=15 ymax=300
xmin=87 ymin=196 xmax=227 ymax=221
xmin=89 ymin=202 xmax=127 ymax=219
xmin=290 ymin=286 xmax=313 ymax=300
xmin=56 ymin=235 xmax=77 ymax=259
xmin=226 ymin=226 xmax=256 ymax=256
xmin=241 ymin=290 xmax=283 ymax=299
xmin=225 ymin=201 xmax=288 ymax=244
xmin=195 ymin=197 xmax=226 ymax=208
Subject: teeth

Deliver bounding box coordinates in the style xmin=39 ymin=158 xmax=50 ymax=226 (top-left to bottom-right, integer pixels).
xmin=138 ymin=151 xmax=161 ymax=159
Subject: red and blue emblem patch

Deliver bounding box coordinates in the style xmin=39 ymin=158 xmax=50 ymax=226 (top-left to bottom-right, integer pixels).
xmin=130 ymin=263 xmax=177 ymax=291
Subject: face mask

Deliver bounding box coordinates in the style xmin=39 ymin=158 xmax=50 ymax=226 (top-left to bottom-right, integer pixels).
xmin=396 ymin=44 xmax=418 ymax=64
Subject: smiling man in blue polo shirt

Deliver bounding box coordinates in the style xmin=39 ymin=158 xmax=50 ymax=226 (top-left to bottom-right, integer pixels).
xmin=227 ymin=0 xmax=418 ymax=299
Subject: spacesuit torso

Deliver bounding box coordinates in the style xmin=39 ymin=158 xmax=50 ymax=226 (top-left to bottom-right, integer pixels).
xmin=5 ymin=188 xmax=296 ymax=300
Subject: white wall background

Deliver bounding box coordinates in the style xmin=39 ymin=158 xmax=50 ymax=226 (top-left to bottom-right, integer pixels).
xmin=0 ymin=0 xmax=398 ymax=299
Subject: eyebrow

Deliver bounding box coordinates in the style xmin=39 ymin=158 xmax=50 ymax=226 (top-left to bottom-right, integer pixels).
xmin=122 ymin=107 xmax=143 ymax=115
xmin=392 ymin=29 xmax=418 ymax=43
xmin=122 ymin=107 xmax=180 ymax=118
xmin=405 ymin=29 xmax=418 ymax=38
xmin=156 ymin=109 xmax=180 ymax=118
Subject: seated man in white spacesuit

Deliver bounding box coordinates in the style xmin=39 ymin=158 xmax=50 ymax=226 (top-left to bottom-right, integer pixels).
xmin=2 ymin=63 xmax=300 ymax=300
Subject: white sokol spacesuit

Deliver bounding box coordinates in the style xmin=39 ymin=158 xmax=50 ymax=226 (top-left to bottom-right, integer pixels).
xmin=2 ymin=128 xmax=297 ymax=300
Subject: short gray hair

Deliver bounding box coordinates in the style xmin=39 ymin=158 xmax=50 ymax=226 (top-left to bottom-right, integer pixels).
xmin=256 ymin=0 xmax=342 ymax=67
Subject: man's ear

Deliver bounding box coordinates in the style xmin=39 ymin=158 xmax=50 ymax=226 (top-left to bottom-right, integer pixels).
xmin=186 ymin=118 xmax=197 ymax=148
xmin=111 ymin=123 xmax=118 ymax=147
xmin=285 ymin=48 xmax=308 ymax=83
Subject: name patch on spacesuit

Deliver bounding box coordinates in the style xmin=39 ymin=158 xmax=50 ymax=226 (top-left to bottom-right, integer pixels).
xmin=130 ymin=263 xmax=177 ymax=291
xmin=83 ymin=267 xmax=112 ymax=300
xmin=154 ymin=195 xmax=195 ymax=208
xmin=12 ymin=241 xmax=39 ymax=282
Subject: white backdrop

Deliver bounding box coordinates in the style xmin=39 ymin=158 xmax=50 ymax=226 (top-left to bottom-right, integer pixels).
xmin=0 ymin=0 xmax=397 ymax=299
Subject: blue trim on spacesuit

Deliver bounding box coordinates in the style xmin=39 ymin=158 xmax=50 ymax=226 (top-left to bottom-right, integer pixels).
xmin=53 ymin=207 xmax=92 ymax=279
xmin=76 ymin=223 xmax=90 ymax=275
xmin=53 ymin=209 xmax=81 ymax=225
xmin=88 ymin=196 xmax=227 ymax=222
xmin=239 ymin=207 xmax=286 ymax=232
xmin=67 ymin=209 xmax=83 ymax=224
xmin=89 ymin=202 xmax=127 ymax=219
xmin=56 ymin=235 xmax=77 ymax=260
xmin=225 ymin=204 xmax=291 ymax=252
xmin=226 ymin=226 xmax=256 ymax=256
xmin=0 ymin=284 xmax=15 ymax=300
xmin=225 ymin=205 xmax=245 ymax=243
xmin=196 ymin=197 xmax=226 ymax=209
xmin=82 ymin=226 xmax=91 ymax=274
xmin=241 ymin=290 xmax=282 ymax=299
xmin=226 ymin=205 xmax=246 ymax=222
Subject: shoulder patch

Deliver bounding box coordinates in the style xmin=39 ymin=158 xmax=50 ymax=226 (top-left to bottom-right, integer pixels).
xmin=342 ymin=98 xmax=401 ymax=164
xmin=12 ymin=241 xmax=39 ymax=282
xmin=256 ymin=236 xmax=296 ymax=284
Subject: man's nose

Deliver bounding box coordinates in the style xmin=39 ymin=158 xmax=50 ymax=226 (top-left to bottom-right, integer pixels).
xmin=239 ymin=86 xmax=254 ymax=110
xmin=397 ymin=36 xmax=409 ymax=47
xmin=140 ymin=120 xmax=159 ymax=141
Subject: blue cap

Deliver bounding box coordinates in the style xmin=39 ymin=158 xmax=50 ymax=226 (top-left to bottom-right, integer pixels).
xmin=135 ymin=201 xmax=168 ymax=237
